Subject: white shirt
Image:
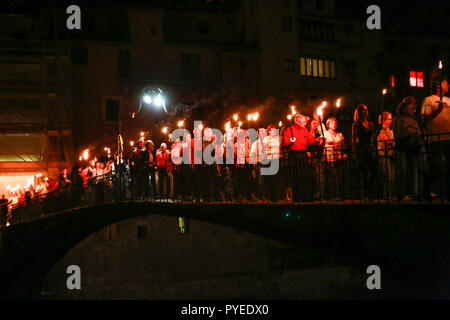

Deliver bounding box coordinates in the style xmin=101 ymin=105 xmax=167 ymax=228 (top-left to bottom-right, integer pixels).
xmin=263 ymin=135 xmax=280 ymax=159
xmin=421 ymin=95 xmax=450 ymax=141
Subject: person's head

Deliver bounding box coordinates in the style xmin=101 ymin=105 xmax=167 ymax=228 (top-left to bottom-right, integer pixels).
xmin=258 ymin=128 xmax=266 ymax=140
xmin=184 ymin=133 xmax=191 ymax=143
xmin=431 ymin=76 xmax=449 ymax=96
xmin=160 ymin=143 xmax=167 ymax=151
xmin=193 ymin=127 xmax=202 ymax=139
xmin=294 ymin=114 xmax=307 ymax=128
xmin=378 ymin=111 xmax=393 ymax=128
xmin=1 ymin=194 xmax=5 ymax=199
xmin=145 ymin=140 xmax=154 ymax=150
xmin=397 ymin=96 xmax=417 ymax=117
xmin=354 ymin=104 xmax=368 ymax=122
xmin=326 ymin=117 xmax=338 ymax=131
xmin=204 ymin=127 xmax=212 ymax=140
xmin=267 ymin=124 xmax=277 ymax=137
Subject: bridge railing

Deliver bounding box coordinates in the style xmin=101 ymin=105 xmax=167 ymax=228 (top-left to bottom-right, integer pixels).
xmin=1 ymin=132 xmax=449 ymax=227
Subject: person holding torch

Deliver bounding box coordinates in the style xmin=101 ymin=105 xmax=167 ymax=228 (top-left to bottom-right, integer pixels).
xmin=421 ymin=66 xmax=450 ymax=200
xmin=283 ymin=113 xmax=324 ymax=202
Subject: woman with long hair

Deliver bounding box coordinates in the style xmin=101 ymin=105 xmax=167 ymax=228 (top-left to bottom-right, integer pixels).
xmin=352 ymin=104 xmax=378 ymax=200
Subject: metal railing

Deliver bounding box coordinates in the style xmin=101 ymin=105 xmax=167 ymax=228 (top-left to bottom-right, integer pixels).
xmin=1 ymin=132 xmax=449 ymax=227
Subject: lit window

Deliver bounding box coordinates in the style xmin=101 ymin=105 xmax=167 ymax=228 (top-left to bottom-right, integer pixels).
xmin=299 ymin=56 xmax=336 ymax=79
xmin=409 ymin=71 xmax=424 ymax=87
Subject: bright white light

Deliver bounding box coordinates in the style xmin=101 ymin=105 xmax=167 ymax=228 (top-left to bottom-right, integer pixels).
xmin=143 ymin=94 xmax=152 ymax=104
xmin=238 ymin=121 xmax=243 ymax=127
xmin=233 ymin=114 xmax=238 ymax=121
xmin=177 ymin=120 xmax=184 ymax=128
xmin=162 ymin=127 xmax=168 ymax=134
xmin=278 ymin=121 xmax=282 ymax=127
xmin=154 ymin=94 xmax=164 ymax=107
xmin=252 ymin=112 xmax=259 ymax=121
xmin=82 ymin=149 xmax=89 ymax=160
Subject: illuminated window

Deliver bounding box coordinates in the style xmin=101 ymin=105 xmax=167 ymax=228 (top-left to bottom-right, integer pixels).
xmin=409 ymin=71 xmax=424 ymax=87
xmin=299 ymin=56 xmax=335 ymax=79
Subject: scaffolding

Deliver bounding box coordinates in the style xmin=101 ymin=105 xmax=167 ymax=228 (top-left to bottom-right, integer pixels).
xmin=0 ymin=12 xmax=73 ymax=183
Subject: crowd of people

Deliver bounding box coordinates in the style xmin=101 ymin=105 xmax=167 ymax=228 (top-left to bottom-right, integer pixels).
xmin=1 ymin=77 xmax=449 ymax=226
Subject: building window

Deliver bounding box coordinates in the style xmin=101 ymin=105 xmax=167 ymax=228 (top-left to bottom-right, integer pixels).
xmin=300 ymin=20 xmax=334 ymax=42
xmin=105 ymin=98 xmax=120 ymax=122
xmin=316 ymin=0 xmax=324 ymax=11
xmin=285 ymin=59 xmax=295 ymax=72
xmin=409 ymin=71 xmax=424 ymax=87
xmin=281 ymin=16 xmax=292 ymax=32
xmin=299 ymin=56 xmax=335 ymax=79
xmin=137 ymin=225 xmax=148 ymax=239
xmin=196 ymin=20 xmax=210 ymax=34
xmin=70 ymin=47 xmax=88 ymax=65
xmin=118 ymin=50 xmax=131 ymax=77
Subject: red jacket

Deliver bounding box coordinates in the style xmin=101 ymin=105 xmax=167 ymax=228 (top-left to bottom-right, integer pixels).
xmin=284 ymin=125 xmax=318 ymax=151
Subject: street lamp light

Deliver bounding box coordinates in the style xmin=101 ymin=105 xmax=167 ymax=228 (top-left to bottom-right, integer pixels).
xmin=135 ymin=87 xmax=168 ymax=116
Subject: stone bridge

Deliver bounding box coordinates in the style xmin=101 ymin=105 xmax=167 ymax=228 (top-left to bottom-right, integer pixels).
xmin=1 ymin=201 xmax=449 ymax=298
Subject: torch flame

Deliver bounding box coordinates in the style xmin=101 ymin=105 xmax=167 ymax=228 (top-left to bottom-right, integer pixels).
xmin=252 ymin=112 xmax=259 ymax=121
xmin=238 ymin=121 xmax=243 ymax=127
xmin=162 ymin=127 xmax=168 ymax=134
xmin=278 ymin=121 xmax=282 ymax=127
xmin=247 ymin=114 xmax=252 ymax=121
xmin=225 ymin=121 xmax=231 ymax=131
xmin=382 ymin=88 xmax=388 ymax=95
xmin=177 ymin=120 xmax=184 ymax=128
xmin=336 ymin=98 xmax=341 ymax=108
xmin=130 ymin=141 xmax=134 ymax=147
xmin=233 ymin=114 xmax=238 ymax=121
xmin=287 ymin=114 xmax=292 ymax=120
xmin=439 ymin=60 xmax=443 ymax=70
xmin=82 ymin=149 xmax=89 ymax=160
